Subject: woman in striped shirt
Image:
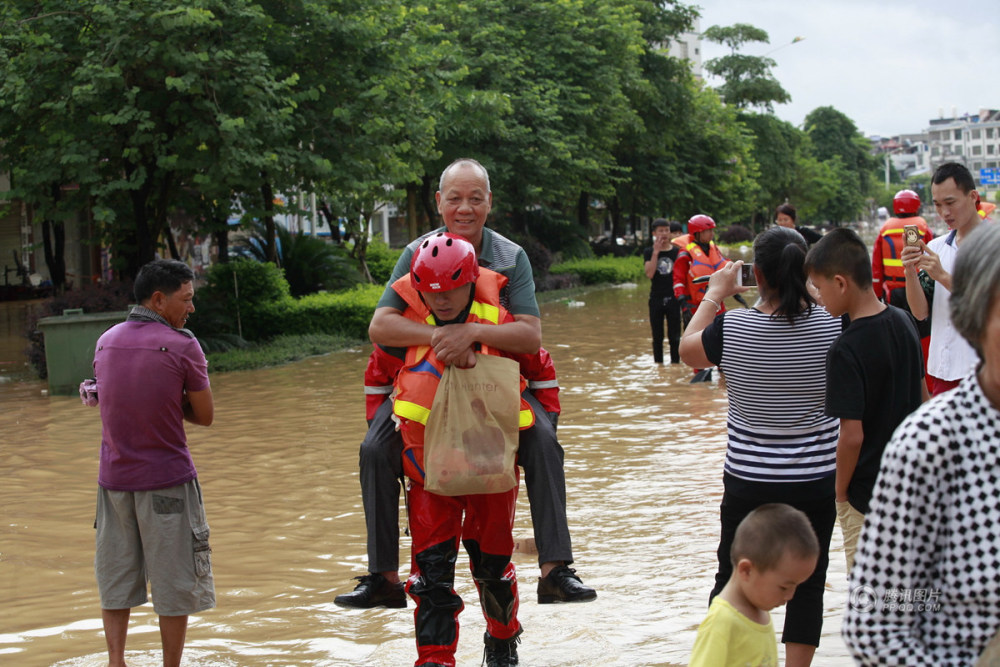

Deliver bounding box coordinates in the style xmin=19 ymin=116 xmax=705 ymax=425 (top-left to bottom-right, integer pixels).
xmin=680 ymin=226 xmax=843 ymax=667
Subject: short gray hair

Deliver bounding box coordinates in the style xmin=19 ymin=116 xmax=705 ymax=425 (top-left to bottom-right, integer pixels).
xmin=439 ymin=158 xmax=491 ymax=194
xmin=950 ymin=223 xmax=1000 ymax=359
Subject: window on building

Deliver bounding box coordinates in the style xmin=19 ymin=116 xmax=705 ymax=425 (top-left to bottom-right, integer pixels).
xmin=972 ymin=129 xmax=981 ymax=139
xmin=973 ymin=145 xmax=983 ymax=155
xmin=972 ymin=161 xmax=982 ymax=171
xmin=932 ymin=146 xmax=940 ymax=157
xmin=989 ymin=145 xmax=996 ymax=155
xmin=955 ymin=129 xmax=962 ymax=140
xmin=955 ymin=145 xmax=963 ymax=155
xmin=988 ymin=128 xmax=995 ymax=139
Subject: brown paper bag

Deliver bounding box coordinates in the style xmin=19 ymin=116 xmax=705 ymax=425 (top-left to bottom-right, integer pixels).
xmin=423 ymin=354 xmax=521 ymax=496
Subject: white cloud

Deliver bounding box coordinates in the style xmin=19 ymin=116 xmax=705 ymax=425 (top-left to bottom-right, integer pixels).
xmin=695 ymin=0 xmax=1000 ymax=136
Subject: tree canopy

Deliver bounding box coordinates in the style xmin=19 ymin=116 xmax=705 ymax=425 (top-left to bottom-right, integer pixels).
xmin=0 ymin=2 xmax=879 ymax=284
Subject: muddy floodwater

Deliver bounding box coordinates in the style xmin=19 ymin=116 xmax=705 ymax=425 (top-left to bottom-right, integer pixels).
xmin=0 ymin=286 xmax=854 ymax=666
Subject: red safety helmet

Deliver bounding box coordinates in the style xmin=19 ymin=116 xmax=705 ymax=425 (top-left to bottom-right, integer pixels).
xmin=687 ymin=214 xmax=716 ymax=234
xmin=893 ymin=190 xmax=921 ymax=216
xmin=410 ymin=232 xmax=479 ymax=293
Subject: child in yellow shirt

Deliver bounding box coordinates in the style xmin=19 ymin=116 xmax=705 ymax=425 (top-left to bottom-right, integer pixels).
xmin=690 ymin=504 xmax=819 ymax=667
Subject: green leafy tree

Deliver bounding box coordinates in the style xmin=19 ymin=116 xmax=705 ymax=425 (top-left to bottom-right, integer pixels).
xmin=0 ymin=0 xmax=303 ymax=279
xmin=803 ymin=106 xmax=877 ymax=223
xmin=413 ymin=0 xmax=648 ymax=235
xmin=703 ymin=23 xmax=791 ymax=112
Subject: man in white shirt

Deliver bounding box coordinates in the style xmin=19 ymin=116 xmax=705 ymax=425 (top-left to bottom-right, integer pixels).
xmin=902 ymin=162 xmax=986 ymax=395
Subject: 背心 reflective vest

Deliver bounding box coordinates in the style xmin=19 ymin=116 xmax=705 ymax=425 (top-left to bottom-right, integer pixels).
xmin=390 ymin=270 xmax=535 ymax=484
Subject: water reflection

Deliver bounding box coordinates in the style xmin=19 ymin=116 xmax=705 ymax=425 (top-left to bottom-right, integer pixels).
xmin=0 ymin=286 xmax=852 ymax=665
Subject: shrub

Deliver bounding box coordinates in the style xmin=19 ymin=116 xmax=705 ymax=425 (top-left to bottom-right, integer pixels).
xmin=549 ymin=256 xmax=644 ymax=285
xmin=206 ymin=333 xmax=356 ymax=372
xmin=717 ymin=224 xmax=754 ymax=245
xmin=242 ymin=283 xmax=383 ymax=341
xmin=187 ymin=259 xmax=291 ymax=339
xmin=239 ymin=223 xmax=362 ymax=296
xmin=365 ymin=239 xmax=404 ymax=286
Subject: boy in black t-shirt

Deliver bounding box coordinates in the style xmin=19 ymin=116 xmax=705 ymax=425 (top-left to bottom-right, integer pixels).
xmin=643 ymin=219 xmax=683 ymax=363
xmin=805 ymin=228 xmax=928 ymax=570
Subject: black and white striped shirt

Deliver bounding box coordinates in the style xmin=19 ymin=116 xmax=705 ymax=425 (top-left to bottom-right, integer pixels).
xmin=703 ymin=306 xmax=842 ymax=483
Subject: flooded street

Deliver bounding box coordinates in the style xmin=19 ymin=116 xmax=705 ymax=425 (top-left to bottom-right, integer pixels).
xmin=0 ymin=286 xmax=854 ymax=666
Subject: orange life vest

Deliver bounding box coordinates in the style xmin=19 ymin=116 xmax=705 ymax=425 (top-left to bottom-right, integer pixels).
xmin=873 ymin=217 xmax=932 ymax=297
xmin=391 ymin=270 xmax=534 ymax=484
xmin=684 ymin=240 xmax=726 ymax=304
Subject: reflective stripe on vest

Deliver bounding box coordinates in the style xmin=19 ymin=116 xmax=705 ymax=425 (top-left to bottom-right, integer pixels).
xmin=395 ymin=398 xmax=431 ymax=425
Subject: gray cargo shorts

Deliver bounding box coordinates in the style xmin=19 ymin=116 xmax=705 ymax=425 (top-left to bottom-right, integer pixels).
xmin=95 ymin=479 xmax=215 ymax=616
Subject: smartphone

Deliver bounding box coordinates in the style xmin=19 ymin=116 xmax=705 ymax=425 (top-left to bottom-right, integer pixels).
xmin=903 ymin=225 xmax=920 ymax=247
xmin=738 ymin=263 xmax=757 ymax=287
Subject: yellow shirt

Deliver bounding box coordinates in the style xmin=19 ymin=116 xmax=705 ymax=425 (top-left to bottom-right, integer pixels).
xmin=689 ymin=597 xmax=778 ymax=667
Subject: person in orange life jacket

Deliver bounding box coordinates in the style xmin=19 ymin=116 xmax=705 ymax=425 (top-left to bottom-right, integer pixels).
xmin=644 ymin=218 xmax=683 ymax=364
xmin=364 ymin=340 xmax=560 ymax=425
xmin=392 ymin=233 xmax=528 ymax=667
xmin=673 ymin=214 xmax=728 ymax=325
xmin=341 ymin=158 xmax=595 ymax=614
xmin=872 ymin=190 xmax=935 ymax=391
xmin=872 ymin=190 xmax=934 ymax=310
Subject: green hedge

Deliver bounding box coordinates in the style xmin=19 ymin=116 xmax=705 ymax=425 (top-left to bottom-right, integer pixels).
xmin=207 ymin=333 xmax=357 ymax=372
xmin=549 ymin=255 xmax=644 ymax=285
xmin=241 ymin=283 xmax=384 ymax=341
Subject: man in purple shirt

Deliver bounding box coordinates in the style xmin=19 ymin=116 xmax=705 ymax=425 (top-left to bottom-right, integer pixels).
xmin=91 ymin=259 xmax=214 ymax=667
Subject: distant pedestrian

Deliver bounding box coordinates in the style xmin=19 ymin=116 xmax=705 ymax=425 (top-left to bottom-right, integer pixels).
xmin=689 ymin=504 xmax=819 ymax=667
xmin=775 ymin=203 xmax=822 ymax=246
xmin=805 ymin=228 xmax=927 ymax=571
xmin=673 ymin=214 xmax=727 ymax=325
xmin=871 ymin=189 xmax=933 ymax=309
xmin=89 ymin=259 xmax=215 ymax=667
xmin=644 ymin=218 xmax=683 ymax=363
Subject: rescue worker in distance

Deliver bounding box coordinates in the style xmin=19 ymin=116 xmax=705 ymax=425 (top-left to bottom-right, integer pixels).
xmin=673 ymin=214 xmax=728 ymax=324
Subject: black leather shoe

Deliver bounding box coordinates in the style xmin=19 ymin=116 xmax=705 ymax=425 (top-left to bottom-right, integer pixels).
xmin=483 ymin=631 xmax=520 ymax=666
xmin=334 ymin=573 xmax=406 ymax=609
xmin=537 ymin=565 xmax=597 ymax=604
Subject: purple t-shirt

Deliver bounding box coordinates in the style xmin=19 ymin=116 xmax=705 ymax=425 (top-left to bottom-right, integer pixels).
xmin=94 ymin=321 xmax=210 ymax=491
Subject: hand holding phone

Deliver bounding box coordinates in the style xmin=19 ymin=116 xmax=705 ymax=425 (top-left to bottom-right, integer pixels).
xmin=738 ymin=263 xmax=757 ymax=287
xmin=903 ymin=225 xmax=920 ymax=247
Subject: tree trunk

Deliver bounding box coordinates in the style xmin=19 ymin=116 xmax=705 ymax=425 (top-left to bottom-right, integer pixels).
xmin=608 ymin=195 xmax=622 ymax=239
xmin=577 ymin=191 xmax=590 ymax=231
xmin=165 ymin=227 xmax=180 ymax=260
xmin=406 ymin=182 xmax=420 ymax=242
xmin=420 ymin=174 xmax=437 ymax=233
xmin=318 ymin=201 xmax=341 ymax=242
xmin=213 ymin=225 xmax=229 ymax=263
xmin=40 ymin=185 xmax=68 ymax=292
xmin=260 ymin=180 xmax=278 ymax=264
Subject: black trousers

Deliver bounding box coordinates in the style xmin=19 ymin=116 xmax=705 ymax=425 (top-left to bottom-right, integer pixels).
xmin=359 ymin=391 xmax=572 ymax=573
xmin=649 ymin=294 xmax=681 ymax=364
xmin=710 ymin=474 xmax=836 ymax=647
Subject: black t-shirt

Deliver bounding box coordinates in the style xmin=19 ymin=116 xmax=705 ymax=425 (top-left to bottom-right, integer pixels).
xmin=825 ymin=305 xmax=924 ymax=514
xmin=644 ymin=245 xmax=678 ymax=300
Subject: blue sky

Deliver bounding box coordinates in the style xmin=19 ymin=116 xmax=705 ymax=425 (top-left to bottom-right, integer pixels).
xmin=695 ymin=0 xmax=1000 ymax=137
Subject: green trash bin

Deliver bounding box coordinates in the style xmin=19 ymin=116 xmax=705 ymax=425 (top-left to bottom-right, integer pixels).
xmin=36 ymin=308 xmax=130 ymax=395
